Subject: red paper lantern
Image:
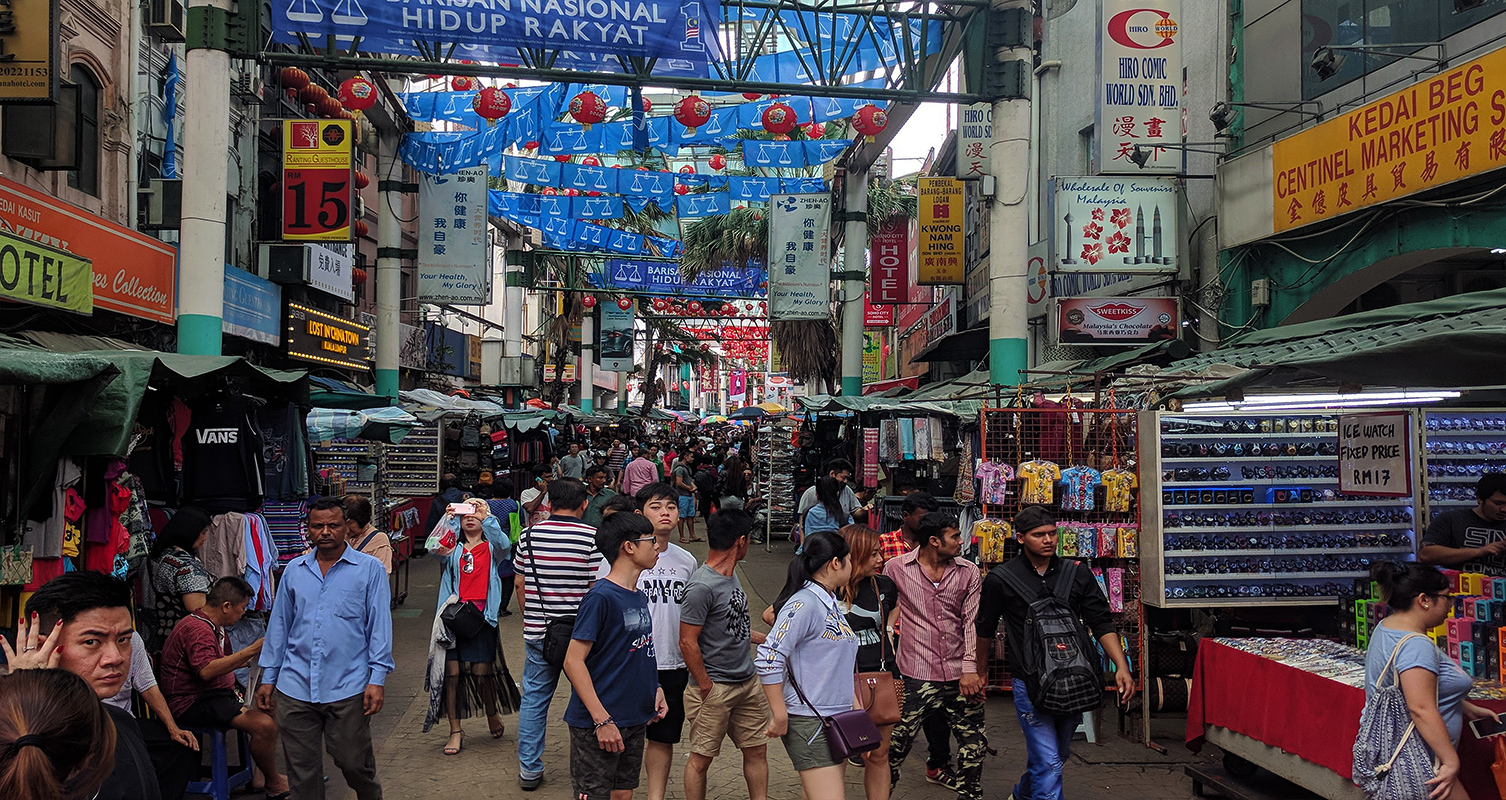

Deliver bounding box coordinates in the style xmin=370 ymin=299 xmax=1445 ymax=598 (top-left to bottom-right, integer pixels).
xmin=472 ymin=86 xmax=511 ymax=122
xmin=425 ymin=74 xmax=444 ymax=81
xmin=741 ymin=92 xmax=762 ymax=101
xmin=354 ymin=172 xmax=370 ymax=189
xmin=674 ymin=95 xmax=711 ymax=135
xmin=852 ymin=104 xmax=888 ymax=142
xmin=281 ymin=67 xmax=310 ymax=92
xmin=688 ymin=301 xmax=703 ymax=314
xmin=581 ymin=295 xmax=598 ymax=309
xmin=581 ymin=156 xmax=601 ymax=166
xmin=554 ymin=154 xmax=571 ymax=162
xmin=804 ymin=122 xmax=825 ymax=138
xmin=524 ymin=140 xmax=540 ymax=151
xmin=709 ymin=153 xmax=727 ymax=171
xmin=542 ymin=187 xmax=558 ymax=196
xmin=678 ymin=165 xmax=695 ymax=174
xmin=304 ymin=103 xmax=317 ymax=115
xmin=653 ymin=298 xmax=668 ymax=311
xmin=352 ymin=267 xmax=368 ymax=285
xmin=353 ymin=219 xmax=370 ymax=238
xmin=773 ymin=134 xmax=790 ymax=141
xmin=298 ymin=84 xmax=327 ymax=105
xmin=617 ymin=297 xmax=634 ymax=310
xmin=451 ymin=76 xmax=476 ymax=92
xmin=569 ymin=91 xmax=606 ymax=131
xmin=641 ymin=96 xmax=653 ymax=114
xmin=674 ymin=184 xmax=689 ymax=195
xmin=319 ymin=96 xmax=343 ymax=118
xmin=338 ymin=76 xmax=378 ymax=112
xmin=761 ymin=102 xmax=797 ymax=135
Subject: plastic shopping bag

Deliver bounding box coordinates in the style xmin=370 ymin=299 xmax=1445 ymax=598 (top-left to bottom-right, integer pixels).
xmin=1493 ymin=736 xmax=1506 ymax=797
xmin=425 ymin=515 xmax=459 ymax=553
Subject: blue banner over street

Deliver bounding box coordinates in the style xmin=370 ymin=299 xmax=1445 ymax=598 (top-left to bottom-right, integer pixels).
xmin=592 ymin=259 xmax=764 ymax=295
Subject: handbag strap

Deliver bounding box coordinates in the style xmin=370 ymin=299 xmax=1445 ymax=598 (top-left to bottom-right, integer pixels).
xmin=871 ymin=576 xmax=891 ymax=672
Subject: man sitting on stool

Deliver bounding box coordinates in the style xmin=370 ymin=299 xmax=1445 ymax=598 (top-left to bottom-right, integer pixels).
xmin=159 ymin=576 xmax=289 ymax=798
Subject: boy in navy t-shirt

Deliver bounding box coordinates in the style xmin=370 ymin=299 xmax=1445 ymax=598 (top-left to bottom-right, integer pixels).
xmin=563 ymin=512 xmax=669 ymax=800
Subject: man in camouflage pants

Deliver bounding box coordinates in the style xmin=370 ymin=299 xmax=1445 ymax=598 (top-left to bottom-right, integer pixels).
xmin=883 ymin=513 xmax=987 ymax=800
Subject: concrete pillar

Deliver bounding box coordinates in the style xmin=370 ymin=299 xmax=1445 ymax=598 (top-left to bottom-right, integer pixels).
xmin=176 ymin=0 xmax=232 ymax=354
xmin=988 ymin=3 xmax=1033 ymax=386
xmin=580 ymin=305 xmax=595 ymax=413
xmin=840 ymin=169 xmax=868 ymax=396
xmin=375 ymin=132 xmax=402 ymax=400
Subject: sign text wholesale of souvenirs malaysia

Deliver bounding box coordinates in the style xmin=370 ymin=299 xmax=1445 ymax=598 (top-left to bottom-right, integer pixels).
xmin=1274 ymin=47 xmax=1506 ymax=233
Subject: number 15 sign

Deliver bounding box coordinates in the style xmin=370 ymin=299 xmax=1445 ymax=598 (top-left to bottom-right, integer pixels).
xmin=282 ymin=120 xmax=354 ymax=242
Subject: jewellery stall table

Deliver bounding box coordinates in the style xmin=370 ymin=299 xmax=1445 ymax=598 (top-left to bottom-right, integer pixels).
xmin=1186 ymin=638 xmax=1506 ymax=800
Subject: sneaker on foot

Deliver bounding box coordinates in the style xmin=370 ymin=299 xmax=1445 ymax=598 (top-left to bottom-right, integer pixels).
xmin=519 ymin=775 xmax=542 ymax=791
xmin=847 ymin=755 xmax=864 ymax=768
xmin=926 ymin=767 xmax=961 ymax=791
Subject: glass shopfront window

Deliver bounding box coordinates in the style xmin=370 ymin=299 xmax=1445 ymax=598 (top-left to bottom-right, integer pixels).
xmin=1302 ymin=0 xmax=1503 ymax=99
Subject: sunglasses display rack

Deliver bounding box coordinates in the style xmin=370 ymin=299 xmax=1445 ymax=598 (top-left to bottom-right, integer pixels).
xmin=383 ymin=423 xmax=444 ymax=497
xmin=1140 ymin=411 xmax=1418 ymax=608
xmin=1421 ymin=410 xmax=1506 ymax=525
xmin=311 ymin=439 xmax=378 ymax=496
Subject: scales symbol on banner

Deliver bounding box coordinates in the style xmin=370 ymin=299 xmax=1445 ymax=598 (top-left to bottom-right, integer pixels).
xmin=613 ymin=262 xmax=644 ymax=286
xmin=583 ymin=198 xmax=611 ymax=216
xmin=822 ymin=98 xmax=842 ymax=118
xmin=704 ymin=113 xmax=724 ymax=135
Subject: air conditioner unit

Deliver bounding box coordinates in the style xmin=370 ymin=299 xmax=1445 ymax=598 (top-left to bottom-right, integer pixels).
xmin=138 ymin=178 xmax=183 ymax=230
xmin=1456 ymin=270 xmax=1506 ymax=295
xmin=146 ymin=0 xmax=186 ymax=41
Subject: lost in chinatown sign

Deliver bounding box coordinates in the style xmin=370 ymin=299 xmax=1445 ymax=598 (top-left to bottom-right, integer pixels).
xmin=285 ymin=303 xmax=370 ymax=370
xmin=1273 ymin=47 xmax=1506 ymax=233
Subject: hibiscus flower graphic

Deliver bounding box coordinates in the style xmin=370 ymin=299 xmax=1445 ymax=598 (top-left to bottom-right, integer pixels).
xmin=1082 ymin=222 xmax=1103 ymax=240
xmin=1080 ymin=243 xmax=1103 ymax=265
xmin=1106 ymin=231 xmax=1131 ymax=254
xmin=1091 ymin=208 xmax=1105 ymax=221
xmin=1110 ymin=207 xmax=1132 ymax=229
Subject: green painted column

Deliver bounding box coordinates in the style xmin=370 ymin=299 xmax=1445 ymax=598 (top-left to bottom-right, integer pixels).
xmin=177 ymin=314 xmax=223 ymax=356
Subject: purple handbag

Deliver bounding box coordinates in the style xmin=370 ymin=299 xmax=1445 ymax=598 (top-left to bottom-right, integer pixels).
xmin=786 ymin=668 xmax=882 ymax=762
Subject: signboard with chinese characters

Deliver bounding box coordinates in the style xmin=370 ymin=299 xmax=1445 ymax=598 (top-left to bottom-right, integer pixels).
xmin=957 ymin=103 xmax=992 ymax=178
xmin=918 ymin=177 xmax=964 ymax=284
xmin=417 ymin=165 xmax=490 ymax=304
xmin=1339 ymin=412 xmax=1413 ymax=498
xmin=1273 ymin=47 xmax=1506 ymax=234
xmin=282 ymin=120 xmax=354 ymax=241
xmin=286 ymin=303 xmax=369 ymax=370
xmin=0 ymin=229 xmax=91 ymax=313
xmin=963 ymin=180 xmax=991 ymax=326
xmin=868 ymin=216 xmax=910 ymax=305
xmin=1050 ymin=177 xmax=1179 ymax=274
xmin=1097 ymin=0 xmax=1183 ymax=174
xmin=1055 ymin=296 xmax=1178 ymax=345
xmin=927 ymin=291 xmax=957 ymax=345
xmin=767 ymin=194 xmax=831 ymax=320
xmin=306 ymin=241 xmax=354 ymax=301
xmin=599 ymin=300 xmax=636 ymax=372
xmin=862 ymin=332 xmax=882 ymax=383
xmin=1 ymin=0 xmax=58 ymax=102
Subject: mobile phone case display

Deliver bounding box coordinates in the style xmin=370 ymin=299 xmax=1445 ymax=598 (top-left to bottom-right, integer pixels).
xmin=384 ymin=423 xmax=443 ymax=498
xmin=978 ymin=407 xmax=1143 ymax=692
xmin=1140 ymin=411 xmax=1417 ymax=607
xmin=1423 ymin=410 xmax=1506 ymax=521
xmin=311 ymin=440 xmax=377 ymax=496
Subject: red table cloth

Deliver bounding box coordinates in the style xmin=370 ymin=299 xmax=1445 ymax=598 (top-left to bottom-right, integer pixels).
xmin=1186 ymin=638 xmax=1506 ymax=800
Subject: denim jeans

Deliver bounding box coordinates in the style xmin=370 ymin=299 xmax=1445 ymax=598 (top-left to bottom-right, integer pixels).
xmin=1010 ymin=679 xmax=1080 ymax=800
xmin=517 ymin=638 xmax=562 ymax=779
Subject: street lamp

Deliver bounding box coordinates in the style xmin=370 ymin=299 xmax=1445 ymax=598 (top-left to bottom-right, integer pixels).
xmin=1310 ymin=43 xmax=1445 ymax=81
xmin=1209 ymin=101 xmax=1324 ymax=134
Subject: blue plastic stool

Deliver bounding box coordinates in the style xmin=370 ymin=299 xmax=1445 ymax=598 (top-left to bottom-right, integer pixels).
xmin=185 ymin=727 xmax=254 ymax=800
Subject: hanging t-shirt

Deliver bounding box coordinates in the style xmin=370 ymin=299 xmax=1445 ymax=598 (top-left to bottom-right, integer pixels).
xmin=128 ymin=392 xmax=176 ymax=503
xmin=563 ymin=579 xmax=659 ymax=729
xmin=976 ymin=462 xmax=1016 ymax=505
xmin=256 ymin=404 xmax=306 ymax=502
xmin=1018 ymin=460 xmax=1061 ymax=505
xmin=181 ymin=393 xmax=264 ymax=508
xmin=1102 ymin=469 xmax=1138 ymax=514
xmin=1059 ymin=466 xmax=1102 ymax=512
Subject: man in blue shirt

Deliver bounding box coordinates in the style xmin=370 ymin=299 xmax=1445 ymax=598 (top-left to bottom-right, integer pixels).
xmin=256 ymin=497 xmax=394 ymax=800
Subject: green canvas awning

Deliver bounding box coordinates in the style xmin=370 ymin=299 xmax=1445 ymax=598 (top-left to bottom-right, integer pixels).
xmin=796 ymin=394 xmax=961 ymax=418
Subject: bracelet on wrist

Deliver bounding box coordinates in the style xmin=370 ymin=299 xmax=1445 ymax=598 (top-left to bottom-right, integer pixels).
xmin=593 ymin=717 xmax=615 ymax=731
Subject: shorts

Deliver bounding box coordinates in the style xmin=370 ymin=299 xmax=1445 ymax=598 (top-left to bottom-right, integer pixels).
xmin=569 ymin=722 xmax=646 ymax=800
xmin=683 ymin=676 xmax=772 ymax=757
xmin=781 ymin=714 xmax=839 ymax=771
xmin=647 ymin=668 xmax=688 ymax=744
xmin=176 ymin=688 xmax=244 ymax=729
xmin=678 ymin=496 xmax=696 ymax=519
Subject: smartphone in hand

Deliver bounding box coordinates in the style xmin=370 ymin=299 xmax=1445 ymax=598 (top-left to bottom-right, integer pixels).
xmin=1470 ymin=717 xmax=1506 ymax=739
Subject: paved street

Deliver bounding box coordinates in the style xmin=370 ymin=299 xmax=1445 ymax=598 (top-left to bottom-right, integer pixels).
xmin=304 ymin=539 xmax=1216 ymax=800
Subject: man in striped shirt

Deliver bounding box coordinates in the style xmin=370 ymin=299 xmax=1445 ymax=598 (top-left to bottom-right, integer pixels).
xmin=513 ymin=478 xmax=603 ymax=791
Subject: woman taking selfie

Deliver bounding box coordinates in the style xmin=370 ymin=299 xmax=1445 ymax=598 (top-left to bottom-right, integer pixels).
xmin=430 ymin=502 xmax=521 ymax=755
xmin=756 ymin=531 xmax=858 ymax=800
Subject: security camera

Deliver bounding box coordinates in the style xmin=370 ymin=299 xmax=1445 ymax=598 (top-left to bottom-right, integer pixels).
xmin=1311 ymin=47 xmax=1343 ymax=80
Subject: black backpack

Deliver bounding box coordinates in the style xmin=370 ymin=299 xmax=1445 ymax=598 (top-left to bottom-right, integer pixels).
xmin=995 ymin=559 xmax=1104 ymax=716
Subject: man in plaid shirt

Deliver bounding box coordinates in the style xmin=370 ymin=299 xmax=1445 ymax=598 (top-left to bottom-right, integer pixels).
xmin=879 ymin=491 xmax=939 ymax=565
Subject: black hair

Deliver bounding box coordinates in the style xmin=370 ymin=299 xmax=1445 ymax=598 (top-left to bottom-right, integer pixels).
xmin=772 ymin=530 xmax=851 ymax=613
xmin=307 ymin=496 xmax=346 ymax=520
xmin=602 ymin=494 xmax=640 ymax=516
xmin=549 ymin=477 xmax=588 ymax=512
xmin=342 ymin=495 xmax=373 ymax=527
xmin=206 ymin=576 xmax=255 ymax=607
xmin=635 ymin=481 xmax=679 ymax=506
xmin=722 ymin=455 xmax=748 ymax=497
xmin=25 ymin=572 xmax=132 ymax=629
xmin=150 ymin=506 xmax=211 ymax=557
xmin=1477 ymin=472 xmax=1506 ymax=503
xmin=1372 ymin=562 xmax=1449 ymax=611
xmin=901 ymin=491 xmax=939 ymax=517
xmin=916 ymin=512 xmax=959 ymax=548
xmin=440 ymin=474 xmax=459 ymax=490
xmin=474 ymin=486 xmax=494 ymax=499
xmin=706 ymin=509 xmax=753 ymax=551
xmin=815 ymin=476 xmax=846 ymax=523
xmin=584 ymin=464 xmax=609 ymax=480
xmin=494 ymin=475 xmax=515 ymax=498
xmin=824 ymin=458 xmax=853 ymax=476
xmin=596 ymin=509 xmax=654 ymax=563
xmin=1012 ymin=505 xmax=1057 ymax=536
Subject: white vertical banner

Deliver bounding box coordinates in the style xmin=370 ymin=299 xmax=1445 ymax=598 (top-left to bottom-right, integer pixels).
xmin=957 ymin=103 xmax=993 ymax=178
xmin=1097 ymin=0 xmax=1183 ymax=174
xmin=767 ymin=194 xmax=831 ymax=320
xmin=306 ymin=242 xmax=353 ymax=302
xmin=417 ymin=165 xmax=491 ymax=303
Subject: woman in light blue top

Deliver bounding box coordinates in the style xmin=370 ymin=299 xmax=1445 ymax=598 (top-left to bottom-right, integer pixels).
xmin=432 ymin=501 xmax=520 ymax=754
xmin=1364 ymin=562 xmax=1499 ymax=800
xmin=757 ymin=530 xmax=858 ymax=800
xmin=804 ymin=477 xmax=853 ymax=536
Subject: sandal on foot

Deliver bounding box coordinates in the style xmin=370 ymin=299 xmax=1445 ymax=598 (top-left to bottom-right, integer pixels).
xmin=489 ymin=716 xmax=506 ymax=739
xmin=444 ymin=731 xmax=463 ymax=755
xmin=267 ymin=792 xmax=292 ymax=800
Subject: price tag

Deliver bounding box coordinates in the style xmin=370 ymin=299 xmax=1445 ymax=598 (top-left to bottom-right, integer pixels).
xmin=1338 ymin=412 xmax=1413 ymax=497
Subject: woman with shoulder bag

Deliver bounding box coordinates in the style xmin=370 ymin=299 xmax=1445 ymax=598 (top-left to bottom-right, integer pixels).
xmin=837 ymin=525 xmax=902 ymax=800
xmin=431 ymin=501 xmax=521 ymax=755
xmin=1358 ymin=562 xmax=1500 ymax=800
xmin=756 ymin=531 xmax=860 ymax=800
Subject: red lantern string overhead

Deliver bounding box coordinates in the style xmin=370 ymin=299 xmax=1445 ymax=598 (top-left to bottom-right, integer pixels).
xmin=451 ymin=76 xmax=476 ymax=92
xmin=338 ymin=76 xmax=378 ymax=113
xmin=581 ymin=295 xmax=598 ymax=309
xmin=761 ymin=102 xmax=797 ymax=135
xmin=641 ymin=96 xmax=653 ymax=114
xmin=709 ymin=153 xmax=727 ymax=171
xmin=354 ymin=172 xmax=370 ymax=189
xmin=281 ymin=67 xmax=310 ymax=94
xmin=554 ymin=154 xmax=571 ymax=163
xmin=298 ymin=84 xmax=327 ymax=105
xmin=617 ymin=297 xmax=634 ymax=310
xmin=674 ymin=184 xmax=689 ymax=195
xmin=688 ymin=301 xmax=703 ymax=314
xmin=741 ymin=92 xmax=762 ymax=101
xmin=852 ymin=104 xmax=888 ymax=142
xmin=352 ymin=267 xmax=368 ymax=285
xmin=581 ymin=156 xmax=601 ymax=166
xmin=542 ymin=187 xmax=558 ymax=196
xmin=569 ymin=91 xmax=606 ymax=131
xmin=804 ymin=122 xmax=825 ymax=138
xmin=674 ymin=95 xmax=711 ymax=135
xmin=472 ymin=86 xmax=511 ymax=124
xmin=678 ymin=165 xmax=695 ymax=174
xmin=304 ymin=103 xmax=317 ymax=115
xmin=773 ymin=134 xmax=790 ymax=141
xmin=319 ymin=96 xmax=343 ymax=118
xmin=353 ymin=220 xmax=370 ymax=238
